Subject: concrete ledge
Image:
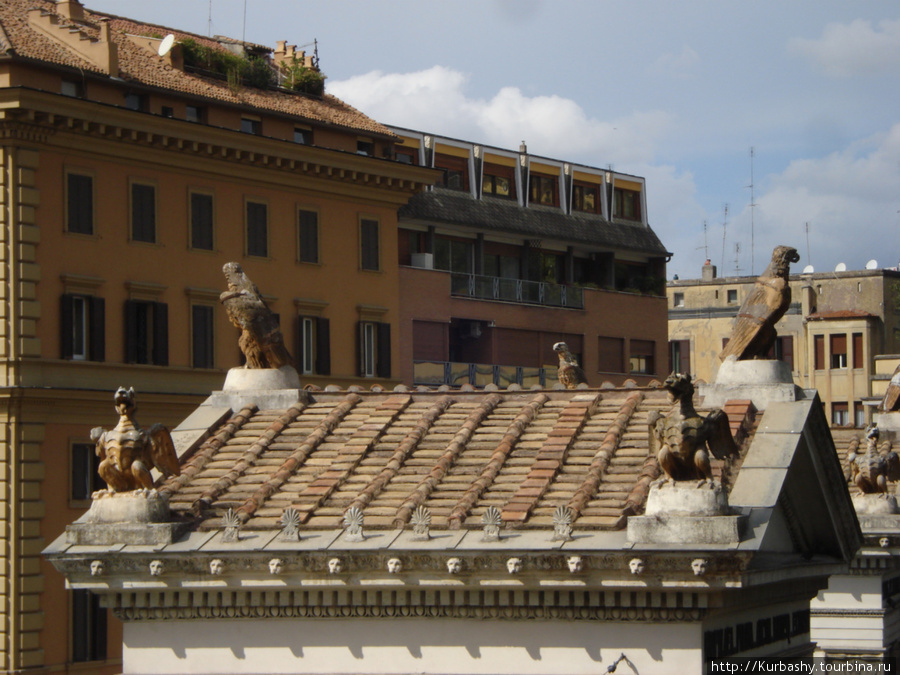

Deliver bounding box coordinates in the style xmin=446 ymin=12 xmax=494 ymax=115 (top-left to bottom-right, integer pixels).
xmin=209 ymin=366 xmax=305 ymax=409
xmin=700 ymin=358 xmax=802 ymax=410
xmin=66 ymin=521 xmax=190 ymax=546
xmin=627 ymin=514 xmax=746 ymax=544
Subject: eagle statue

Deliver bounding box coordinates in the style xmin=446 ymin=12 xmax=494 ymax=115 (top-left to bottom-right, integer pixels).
xmin=553 ymin=342 xmax=587 ymax=389
xmin=719 ymin=245 xmax=800 ymax=361
xmin=847 ymin=425 xmax=900 ymax=494
xmin=648 ymin=373 xmax=740 ymax=482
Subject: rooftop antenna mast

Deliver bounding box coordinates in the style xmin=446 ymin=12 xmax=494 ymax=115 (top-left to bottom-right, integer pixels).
xmin=805 ymin=221 xmax=811 ymax=267
xmin=242 ymin=0 xmax=247 ymax=44
xmin=720 ymin=204 xmax=729 ymax=272
xmin=733 ymin=242 xmax=742 ymax=275
xmin=696 ymin=220 xmax=709 ymax=262
xmin=748 ymin=147 xmax=756 ymax=275
xmin=208 ymin=0 xmax=212 ymax=36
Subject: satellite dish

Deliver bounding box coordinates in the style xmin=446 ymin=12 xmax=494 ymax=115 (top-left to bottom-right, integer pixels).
xmin=158 ymin=34 xmax=175 ymax=57
xmin=802 ymin=265 xmax=815 ymax=274
xmin=866 ymin=259 xmax=879 ymax=270
xmin=834 ymin=262 xmax=846 ymax=272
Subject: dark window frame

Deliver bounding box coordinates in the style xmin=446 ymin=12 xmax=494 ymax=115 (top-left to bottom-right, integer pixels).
xmin=630 ymin=339 xmax=656 ymax=375
xmin=294 ymin=127 xmax=313 ymax=144
xmin=189 ymin=190 xmax=215 ymax=251
xmin=297 ymin=208 xmax=319 ymax=264
xmin=71 ymin=589 xmax=107 ymax=663
xmin=129 ymin=181 xmax=157 ymax=243
xmin=357 ymin=320 xmax=391 ymax=378
xmin=60 ymin=293 xmax=105 ymax=362
xmin=572 ymin=181 xmax=599 ymax=213
xmin=191 ymin=304 xmax=215 ymax=369
xmin=529 ymin=173 xmax=558 ymax=206
xmin=241 ymin=117 xmax=262 ymax=135
xmin=124 ymin=300 xmax=168 ymax=366
xmin=297 ymin=315 xmax=330 ymax=376
xmin=245 ymin=200 xmax=269 ymax=258
xmin=360 ymin=218 xmax=380 ymax=271
xmin=70 ymin=441 xmax=105 ymax=504
xmin=66 ymin=170 xmax=94 ymax=235
xmin=613 ymin=187 xmax=642 ymax=221
xmin=434 ymin=154 xmax=469 ymax=192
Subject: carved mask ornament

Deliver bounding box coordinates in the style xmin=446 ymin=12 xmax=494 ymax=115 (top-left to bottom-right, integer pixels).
xmin=567 ymin=556 xmax=583 ymax=573
xmin=149 ymin=560 xmax=165 ymax=577
xmin=268 ymin=558 xmax=284 ymax=575
xmin=209 ymin=559 xmax=224 ymax=576
xmin=387 ymin=558 xmax=402 ymax=574
xmin=328 ymin=558 xmax=343 ymax=574
xmin=90 ymin=560 xmax=104 ymax=577
xmin=446 ymin=557 xmax=462 ymax=574
xmin=506 ymin=557 xmax=522 ymax=574
xmin=629 ymin=558 xmax=645 ymax=576
xmin=691 ymin=558 xmax=709 ymax=577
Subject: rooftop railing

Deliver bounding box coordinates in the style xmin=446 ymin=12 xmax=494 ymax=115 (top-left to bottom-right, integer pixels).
xmin=413 ymin=361 xmax=558 ymax=388
xmin=449 ymin=273 xmax=584 ymax=309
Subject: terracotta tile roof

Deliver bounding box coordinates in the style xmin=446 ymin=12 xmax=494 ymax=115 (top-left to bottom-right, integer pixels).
xmin=0 ymin=0 xmax=392 ymax=136
xmin=160 ymin=387 xmax=754 ymax=533
xmin=806 ymin=310 xmax=878 ymax=321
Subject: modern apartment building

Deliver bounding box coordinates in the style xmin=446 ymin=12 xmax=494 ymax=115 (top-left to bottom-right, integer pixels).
xmin=391 ymin=128 xmax=670 ymax=389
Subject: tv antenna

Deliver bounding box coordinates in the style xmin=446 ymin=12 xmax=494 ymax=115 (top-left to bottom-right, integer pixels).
xmin=720 ymin=204 xmax=729 ymax=273
xmin=696 ymin=220 xmax=709 ymax=260
xmin=733 ymin=242 xmax=742 ymax=275
xmin=805 ymin=221 xmax=811 ymax=268
xmin=747 ymin=147 xmax=756 ymax=275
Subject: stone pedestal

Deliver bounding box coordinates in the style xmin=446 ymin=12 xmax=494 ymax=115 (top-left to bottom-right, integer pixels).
xmin=874 ymin=411 xmax=900 ymax=442
xmin=66 ymin=489 xmax=188 ymax=545
xmin=208 ymin=365 xmax=304 ymax=409
xmin=852 ymin=492 xmax=899 ymax=516
xmin=700 ymin=357 xmax=804 ymax=410
xmin=627 ymin=482 xmax=745 ymax=544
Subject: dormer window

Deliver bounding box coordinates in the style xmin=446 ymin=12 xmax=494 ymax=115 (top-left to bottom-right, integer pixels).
xmin=614 ymin=187 xmax=642 ymax=221
xmin=572 ymin=183 xmax=599 ymax=213
xmin=434 ymin=154 xmax=469 ymax=191
xmin=357 ymin=139 xmax=374 ymax=156
xmin=61 ymin=79 xmax=83 ymax=98
xmin=482 ymin=162 xmax=515 ymax=199
xmin=241 ymin=117 xmax=262 ymax=135
xmin=529 ymin=174 xmax=558 ymax=206
xmin=294 ymin=127 xmax=313 ymax=145
xmin=125 ymin=93 xmax=147 ymax=111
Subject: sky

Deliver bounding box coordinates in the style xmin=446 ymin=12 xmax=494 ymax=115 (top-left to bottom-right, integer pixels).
xmin=86 ymin=0 xmax=900 ymax=280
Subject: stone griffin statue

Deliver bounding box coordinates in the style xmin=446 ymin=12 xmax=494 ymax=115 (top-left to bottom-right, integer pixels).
xmin=648 ymin=373 xmax=739 ymax=482
xmin=553 ymin=342 xmax=587 ymax=389
xmin=719 ymin=245 xmax=800 ymax=361
xmin=220 ymin=262 xmax=293 ymax=369
xmin=848 ymin=425 xmax=900 ymax=494
xmin=90 ymin=387 xmax=180 ymax=493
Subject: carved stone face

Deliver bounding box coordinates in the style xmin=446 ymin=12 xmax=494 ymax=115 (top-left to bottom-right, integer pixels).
xmin=328 ymin=558 xmax=342 ymax=574
xmin=567 ymin=556 xmax=583 ymax=573
xmin=881 ymin=537 xmax=891 ymax=549
xmin=90 ymin=560 xmax=104 ymax=577
xmin=446 ymin=557 xmax=462 ymax=574
xmin=149 ymin=560 xmax=164 ymax=577
xmin=209 ymin=559 xmax=224 ymax=576
xmin=268 ymin=558 xmax=283 ymax=575
xmin=387 ymin=558 xmax=402 ymax=574
xmin=691 ymin=558 xmax=708 ymax=576
xmin=506 ymin=557 xmax=522 ymax=574
xmin=629 ymin=558 xmax=645 ymax=575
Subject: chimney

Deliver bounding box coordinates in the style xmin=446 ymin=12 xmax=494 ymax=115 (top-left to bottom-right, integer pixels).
xmin=801 ymin=282 xmax=816 ymax=317
xmin=56 ymin=0 xmax=85 ymax=22
xmin=702 ymin=259 xmax=717 ymax=281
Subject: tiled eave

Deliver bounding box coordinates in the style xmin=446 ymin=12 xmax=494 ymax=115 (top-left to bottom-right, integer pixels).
xmin=0 ymin=87 xmax=440 ymax=202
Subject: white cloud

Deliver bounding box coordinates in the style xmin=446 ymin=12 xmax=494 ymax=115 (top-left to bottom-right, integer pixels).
xmin=788 ymin=19 xmax=900 ymax=77
xmin=329 ymin=67 xmax=671 ymax=166
xmin=649 ymin=46 xmax=700 ymax=79
xmin=726 ymin=124 xmax=900 ymax=274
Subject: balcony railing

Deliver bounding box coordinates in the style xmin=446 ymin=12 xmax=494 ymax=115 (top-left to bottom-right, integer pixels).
xmin=450 ymin=274 xmax=584 ymax=309
xmin=414 ymin=361 xmax=558 ymax=388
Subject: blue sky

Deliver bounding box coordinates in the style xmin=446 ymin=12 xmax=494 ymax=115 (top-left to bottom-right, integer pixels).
xmin=87 ymin=0 xmax=900 ymax=279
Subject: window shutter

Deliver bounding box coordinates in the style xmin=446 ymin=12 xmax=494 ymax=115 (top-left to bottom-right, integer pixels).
xmin=153 ymin=302 xmax=169 ymax=366
xmin=356 ymin=321 xmax=364 ymax=377
xmin=89 ymin=296 xmax=105 ymax=362
xmin=679 ymin=339 xmax=691 ymax=374
xmin=781 ymin=336 xmax=794 ymax=370
xmin=853 ymin=333 xmax=864 ymax=368
xmin=814 ymin=335 xmax=825 ymax=370
xmin=315 ymin=317 xmax=331 ymax=375
xmin=60 ymin=294 xmax=74 ymax=359
xmin=124 ymin=300 xmax=138 ymax=364
xmin=377 ymin=322 xmax=391 ymax=379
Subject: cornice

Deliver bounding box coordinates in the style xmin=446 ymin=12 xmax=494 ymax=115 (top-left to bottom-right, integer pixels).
xmin=0 ymin=88 xmax=439 ymax=205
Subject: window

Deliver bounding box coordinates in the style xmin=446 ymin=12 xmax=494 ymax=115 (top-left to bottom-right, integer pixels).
xmin=669 ymin=340 xmax=691 ymax=374
xmin=297 ymin=316 xmax=330 ymax=375
xmin=185 ymin=105 xmax=203 ymax=123
xmin=66 ymin=172 xmax=94 ymax=235
xmin=130 ymin=182 xmax=156 ymax=243
xmin=434 ymin=237 xmax=473 ymax=274
xmin=852 ymin=333 xmax=864 ymax=368
xmin=630 ymin=339 xmax=655 ymax=375
xmin=434 ymin=154 xmax=468 ymax=191
xmin=727 ymin=289 xmax=738 ymax=304
xmin=613 ymin=187 xmax=642 ymax=221
xmin=395 ymin=148 xmax=417 ymax=164
xmin=854 ymin=402 xmax=866 ymax=428
xmin=357 ymin=139 xmax=374 ymax=156
xmin=190 ymin=192 xmax=214 ymax=250
xmin=830 ymin=334 xmax=848 ymax=369
xmin=191 ymin=304 xmax=215 ymax=369
xmin=294 ymin=127 xmax=313 ymax=144
xmin=61 ymin=294 xmax=105 ymax=361
xmin=246 ymin=201 xmax=268 ymax=257
xmin=673 ymin=292 xmax=685 ymax=308
xmin=482 ymin=163 xmax=516 ymax=199
xmin=814 ymin=335 xmax=825 ymax=370
xmin=598 ymin=336 xmax=625 ymax=373
xmin=125 ymin=93 xmax=147 ymax=111
xmin=298 ymin=209 xmax=319 ymax=264
xmin=572 ymin=183 xmax=599 ymax=213
xmin=529 ymin=174 xmax=558 ymax=206
xmin=767 ymin=335 xmax=794 ymax=370
xmin=71 ymin=442 xmax=104 ymax=502
xmin=72 ymin=589 xmax=107 ymax=663
xmin=124 ymin=300 xmax=168 ymax=365
xmin=161 ymin=106 xmax=174 ymax=118
xmin=241 ymin=117 xmax=261 ymax=135
xmin=358 ymin=321 xmax=390 ymax=378
xmin=831 ymin=402 xmax=849 ymax=426
xmin=360 ymin=218 xmax=379 ymax=271
xmin=61 ymin=79 xmax=83 ymax=98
